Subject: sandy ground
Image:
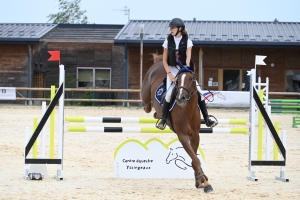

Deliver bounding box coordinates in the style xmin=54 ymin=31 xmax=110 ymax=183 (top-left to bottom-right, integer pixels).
xmin=0 ymin=104 xmax=299 ymax=200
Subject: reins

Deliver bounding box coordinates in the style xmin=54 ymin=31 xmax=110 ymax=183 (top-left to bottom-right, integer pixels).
xmin=175 ymin=74 xmax=198 ymax=100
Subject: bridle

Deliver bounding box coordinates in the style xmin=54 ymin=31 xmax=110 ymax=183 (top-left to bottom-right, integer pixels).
xmin=175 ymin=72 xmax=198 ymax=101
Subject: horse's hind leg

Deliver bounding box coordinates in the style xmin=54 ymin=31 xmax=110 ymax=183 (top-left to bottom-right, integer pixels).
xmin=190 ymin=132 xmax=213 ymax=193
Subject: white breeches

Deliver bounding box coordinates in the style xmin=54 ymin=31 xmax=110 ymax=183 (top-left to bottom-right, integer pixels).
xmin=165 ymin=66 xmax=204 ymax=102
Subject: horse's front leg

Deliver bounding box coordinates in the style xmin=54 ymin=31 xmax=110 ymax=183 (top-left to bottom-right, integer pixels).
xmin=177 ymin=134 xmax=205 ymax=188
xmin=190 ymin=132 xmax=213 ymax=193
xmin=177 ymin=133 xmax=199 ymax=170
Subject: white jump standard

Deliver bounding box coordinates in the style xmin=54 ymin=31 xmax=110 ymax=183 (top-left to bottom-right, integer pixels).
xmin=247 ymin=64 xmax=288 ymax=182
xmin=24 ymin=65 xmax=65 ymax=180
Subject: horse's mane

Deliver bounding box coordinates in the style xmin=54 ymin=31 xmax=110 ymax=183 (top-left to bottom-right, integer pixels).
xmin=151 ymin=53 xmax=163 ymax=63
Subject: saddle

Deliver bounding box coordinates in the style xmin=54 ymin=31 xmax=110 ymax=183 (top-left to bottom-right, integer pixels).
xmin=154 ymin=81 xmax=177 ymax=132
xmin=154 ymin=65 xmax=200 ymax=133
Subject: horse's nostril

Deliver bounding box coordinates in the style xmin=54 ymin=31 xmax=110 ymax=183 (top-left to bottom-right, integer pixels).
xmin=181 ymin=96 xmax=185 ymax=100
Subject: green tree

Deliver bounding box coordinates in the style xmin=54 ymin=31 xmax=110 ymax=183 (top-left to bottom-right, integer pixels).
xmin=47 ymin=0 xmax=88 ymax=24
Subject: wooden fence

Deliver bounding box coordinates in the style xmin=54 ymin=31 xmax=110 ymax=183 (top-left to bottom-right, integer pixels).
xmin=8 ymin=87 xmax=300 ymax=103
xmin=15 ymin=88 xmax=142 ymax=103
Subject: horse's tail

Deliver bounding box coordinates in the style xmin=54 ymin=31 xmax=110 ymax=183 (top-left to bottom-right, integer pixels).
xmin=141 ymin=55 xmax=164 ymax=113
xmin=141 ymin=68 xmax=153 ymax=113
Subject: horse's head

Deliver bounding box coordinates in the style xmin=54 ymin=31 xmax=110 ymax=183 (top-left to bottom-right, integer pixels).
xmin=175 ymin=71 xmax=197 ymax=107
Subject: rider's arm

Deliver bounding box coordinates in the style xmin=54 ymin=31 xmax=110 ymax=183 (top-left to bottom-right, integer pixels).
xmin=186 ymin=46 xmax=192 ymax=67
xmin=163 ymin=48 xmax=170 ymax=74
xmin=163 ymin=48 xmax=176 ymax=82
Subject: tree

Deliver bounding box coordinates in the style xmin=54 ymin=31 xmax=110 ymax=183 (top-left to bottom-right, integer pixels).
xmin=47 ymin=0 xmax=88 ymax=24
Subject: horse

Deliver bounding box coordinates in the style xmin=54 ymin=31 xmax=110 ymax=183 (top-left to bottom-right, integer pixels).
xmin=141 ymin=54 xmax=213 ymax=193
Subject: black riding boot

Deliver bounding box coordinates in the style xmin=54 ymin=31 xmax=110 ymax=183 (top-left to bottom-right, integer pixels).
xmin=156 ymin=101 xmax=170 ymax=130
xmin=199 ymin=98 xmax=217 ymax=128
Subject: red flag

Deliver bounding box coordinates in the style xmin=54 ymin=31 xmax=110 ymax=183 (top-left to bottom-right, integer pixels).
xmin=48 ymin=51 xmax=60 ymax=65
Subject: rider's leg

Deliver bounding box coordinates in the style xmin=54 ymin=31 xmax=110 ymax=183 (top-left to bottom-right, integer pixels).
xmin=156 ymin=99 xmax=170 ymax=130
xmin=195 ymin=81 xmax=217 ymax=128
xmin=156 ymin=71 xmax=175 ymax=130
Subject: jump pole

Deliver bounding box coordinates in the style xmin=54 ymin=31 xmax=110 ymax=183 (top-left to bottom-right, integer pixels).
xmin=65 ymin=116 xmax=247 ymax=125
xmin=68 ymin=126 xmax=249 ymax=134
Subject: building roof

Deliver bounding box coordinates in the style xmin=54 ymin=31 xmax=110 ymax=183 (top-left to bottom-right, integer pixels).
xmin=114 ymin=20 xmax=300 ymax=47
xmin=44 ymin=24 xmax=124 ymax=43
xmin=0 ymin=23 xmax=57 ymax=44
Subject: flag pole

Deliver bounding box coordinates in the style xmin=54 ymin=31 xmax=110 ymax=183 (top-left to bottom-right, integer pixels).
xmin=255 ymin=56 xmax=257 ymax=70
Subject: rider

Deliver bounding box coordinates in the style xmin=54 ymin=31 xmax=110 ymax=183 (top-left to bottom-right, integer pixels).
xmin=156 ymin=18 xmax=217 ymax=130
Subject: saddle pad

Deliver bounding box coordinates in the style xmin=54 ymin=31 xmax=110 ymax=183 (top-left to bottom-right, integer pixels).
xmin=154 ymin=83 xmax=176 ymax=112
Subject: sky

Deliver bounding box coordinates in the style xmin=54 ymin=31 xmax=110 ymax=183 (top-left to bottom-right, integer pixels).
xmin=0 ymin=0 xmax=300 ymax=24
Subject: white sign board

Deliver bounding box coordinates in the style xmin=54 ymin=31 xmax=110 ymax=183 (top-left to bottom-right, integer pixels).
xmin=114 ymin=138 xmax=205 ymax=178
xmin=203 ymin=90 xmax=250 ymax=108
xmin=0 ymin=87 xmax=16 ymax=100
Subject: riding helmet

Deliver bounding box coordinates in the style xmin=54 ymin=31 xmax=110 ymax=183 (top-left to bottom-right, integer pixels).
xmin=169 ymin=18 xmax=185 ymax=28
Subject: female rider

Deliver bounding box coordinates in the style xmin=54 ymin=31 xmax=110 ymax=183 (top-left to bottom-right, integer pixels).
xmin=156 ymin=18 xmax=217 ymax=130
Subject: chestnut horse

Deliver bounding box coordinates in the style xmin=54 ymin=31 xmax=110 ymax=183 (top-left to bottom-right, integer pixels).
xmin=141 ymin=54 xmax=213 ymax=193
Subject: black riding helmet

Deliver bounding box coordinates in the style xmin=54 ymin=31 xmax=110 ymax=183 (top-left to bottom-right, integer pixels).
xmin=169 ymin=18 xmax=185 ymax=36
xmin=169 ymin=18 xmax=185 ymax=27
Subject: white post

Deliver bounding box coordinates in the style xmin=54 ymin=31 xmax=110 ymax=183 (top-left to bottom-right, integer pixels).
xmin=57 ymin=64 xmax=65 ymax=180
xmin=41 ymin=102 xmax=46 ymax=158
xmin=199 ymin=48 xmax=203 ymax=86
xmin=275 ymin=130 xmax=289 ymax=182
xmin=248 ymin=68 xmax=257 ymax=181
xmin=24 ymin=127 xmax=30 ymax=179
xmin=265 ymin=77 xmax=269 ymax=108
xmin=139 ymin=24 xmax=144 ymax=106
xmin=266 ymin=105 xmax=271 ymax=160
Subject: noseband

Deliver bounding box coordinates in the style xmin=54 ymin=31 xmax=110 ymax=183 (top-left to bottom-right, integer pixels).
xmin=176 ymin=73 xmax=198 ymax=100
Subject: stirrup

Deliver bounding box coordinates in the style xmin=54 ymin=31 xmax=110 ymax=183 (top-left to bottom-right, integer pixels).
xmin=207 ymin=115 xmax=218 ymax=128
xmin=155 ymin=118 xmax=166 ymax=130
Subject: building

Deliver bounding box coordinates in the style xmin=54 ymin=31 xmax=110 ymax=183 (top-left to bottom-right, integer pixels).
xmin=1 ymin=20 xmax=300 ymax=104
xmin=114 ymin=20 xmax=300 ymax=100
xmin=0 ymin=23 xmax=124 ymax=103
xmin=0 ymin=23 xmax=57 ymax=99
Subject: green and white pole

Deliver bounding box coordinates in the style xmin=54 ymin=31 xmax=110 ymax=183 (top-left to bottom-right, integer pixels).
xmin=68 ymin=126 xmax=248 ymax=134
xmin=65 ymin=116 xmax=247 ymax=125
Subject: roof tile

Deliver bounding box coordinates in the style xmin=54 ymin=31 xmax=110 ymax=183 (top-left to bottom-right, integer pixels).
xmin=114 ymin=20 xmax=300 ymax=46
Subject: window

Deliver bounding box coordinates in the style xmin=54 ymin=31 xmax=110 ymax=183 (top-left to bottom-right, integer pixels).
xmin=286 ymin=70 xmax=300 ymax=92
xmin=204 ymin=69 xmax=259 ymax=91
xmin=223 ymin=70 xmax=240 ymax=91
xmin=95 ymin=68 xmax=110 ymax=88
xmin=77 ymin=67 xmax=111 ymax=88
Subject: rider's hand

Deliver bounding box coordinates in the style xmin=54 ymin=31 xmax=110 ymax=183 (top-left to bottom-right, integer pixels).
xmin=168 ymin=73 xmax=177 ymax=83
xmin=186 ymin=60 xmax=190 ymax=67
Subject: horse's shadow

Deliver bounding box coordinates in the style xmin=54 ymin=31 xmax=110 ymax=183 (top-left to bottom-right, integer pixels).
xmin=166 ymin=147 xmax=199 ymax=170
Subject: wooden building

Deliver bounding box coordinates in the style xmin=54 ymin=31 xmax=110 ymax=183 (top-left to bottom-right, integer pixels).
xmin=1 ymin=20 xmax=300 ymax=105
xmin=0 ymin=23 xmax=57 ymax=100
xmin=41 ymin=24 xmax=125 ymax=102
xmin=0 ymin=23 xmax=124 ymax=103
xmin=114 ymin=20 xmax=300 ymax=100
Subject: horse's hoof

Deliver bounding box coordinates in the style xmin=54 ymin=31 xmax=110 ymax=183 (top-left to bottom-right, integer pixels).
xmin=153 ymin=112 xmax=158 ymax=119
xmin=204 ymin=185 xmax=213 ymax=193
